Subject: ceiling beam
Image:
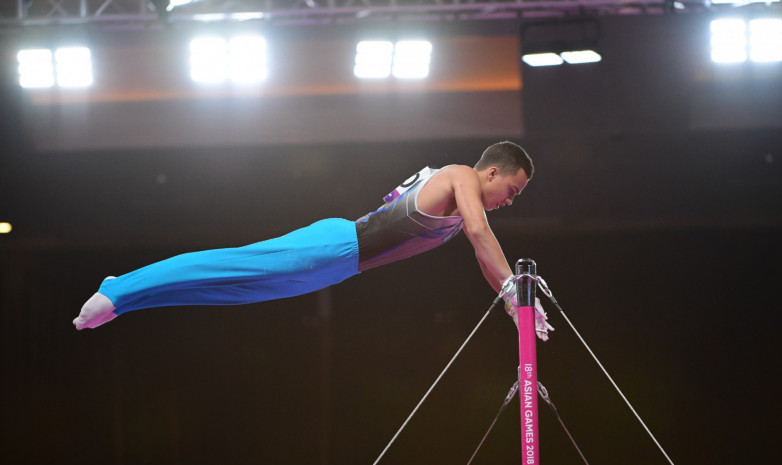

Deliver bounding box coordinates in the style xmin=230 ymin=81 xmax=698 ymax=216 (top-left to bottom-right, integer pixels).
xmin=0 ymin=0 xmax=725 ymax=31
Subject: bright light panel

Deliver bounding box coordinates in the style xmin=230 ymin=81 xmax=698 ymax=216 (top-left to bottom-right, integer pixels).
xmin=18 ymin=47 xmax=92 ymax=88
xmin=190 ymin=35 xmax=267 ymax=84
xmin=55 ymin=47 xmax=93 ymax=88
xmin=711 ymin=19 xmax=748 ymax=63
xmin=392 ymin=40 xmax=432 ymax=79
xmin=749 ymin=18 xmax=782 ymax=62
xmin=561 ymin=50 xmax=602 ymax=64
xmin=354 ymin=41 xmax=394 ymax=79
xmin=17 ymin=49 xmax=55 ymax=88
xmin=522 ymin=53 xmax=564 ymax=67
xmin=229 ymin=36 xmax=267 ymax=83
xmin=190 ymin=37 xmax=228 ymax=83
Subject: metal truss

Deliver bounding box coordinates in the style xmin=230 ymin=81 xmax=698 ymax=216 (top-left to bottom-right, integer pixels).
xmin=0 ymin=0 xmax=767 ymax=31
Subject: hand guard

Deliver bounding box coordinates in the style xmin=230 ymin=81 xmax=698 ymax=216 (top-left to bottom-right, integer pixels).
xmin=500 ymin=277 xmax=555 ymax=342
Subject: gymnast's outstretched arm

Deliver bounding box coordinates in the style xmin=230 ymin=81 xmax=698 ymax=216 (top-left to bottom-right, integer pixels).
xmin=476 ymin=255 xmax=503 ymax=294
xmin=448 ymin=167 xmax=514 ymax=291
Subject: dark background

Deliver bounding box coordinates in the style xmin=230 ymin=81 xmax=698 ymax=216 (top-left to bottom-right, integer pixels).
xmin=1 ymin=11 xmax=781 ymax=465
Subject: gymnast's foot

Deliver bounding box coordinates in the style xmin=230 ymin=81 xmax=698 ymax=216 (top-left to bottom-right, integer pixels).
xmin=74 ymin=287 xmax=117 ymax=330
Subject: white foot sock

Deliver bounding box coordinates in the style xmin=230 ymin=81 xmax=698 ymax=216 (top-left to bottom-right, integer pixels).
xmin=74 ymin=278 xmax=118 ymax=330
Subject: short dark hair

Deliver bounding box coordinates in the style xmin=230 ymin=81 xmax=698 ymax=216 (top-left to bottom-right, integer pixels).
xmin=474 ymin=141 xmax=534 ymax=179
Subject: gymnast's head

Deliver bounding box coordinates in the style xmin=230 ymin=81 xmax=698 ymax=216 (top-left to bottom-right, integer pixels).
xmin=473 ymin=141 xmax=534 ymax=212
xmin=474 ymin=141 xmax=534 ymax=180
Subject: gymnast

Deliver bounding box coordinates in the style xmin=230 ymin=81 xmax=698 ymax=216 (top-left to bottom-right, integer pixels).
xmin=73 ymin=141 xmax=553 ymax=339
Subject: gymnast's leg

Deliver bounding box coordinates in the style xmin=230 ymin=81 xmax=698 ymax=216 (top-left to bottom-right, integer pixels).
xmin=73 ymin=218 xmax=359 ymax=330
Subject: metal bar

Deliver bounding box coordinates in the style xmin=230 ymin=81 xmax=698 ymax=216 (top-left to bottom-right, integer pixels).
xmin=0 ymin=0 xmax=718 ymax=27
xmin=46 ymin=0 xmax=69 ymax=17
xmin=96 ymin=0 xmax=117 ymax=16
xmin=259 ymin=0 xmax=668 ymax=17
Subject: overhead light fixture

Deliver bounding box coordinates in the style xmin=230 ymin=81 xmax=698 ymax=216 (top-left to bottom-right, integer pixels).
xmin=392 ymin=40 xmax=432 ymax=79
xmin=190 ymin=35 xmax=267 ymax=84
xmin=711 ymin=17 xmax=782 ymax=63
xmin=354 ymin=40 xmax=432 ymax=79
xmin=560 ymin=49 xmax=602 ymax=64
xmin=749 ymin=18 xmax=782 ymax=62
xmin=711 ymin=18 xmax=748 ymax=63
xmin=17 ymin=47 xmax=92 ymax=88
xmin=0 ymin=222 xmax=11 ymax=234
xmin=55 ymin=47 xmax=93 ymax=88
xmin=522 ymin=53 xmax=564 ymax=67
xmin=17 ymin=49 xmax=55 ymax=88
xmin=520 ymin=18 xmax=603 ymax=67
xmin=229 ymin=36 xmax=268 ymax=83
xmin=521 ymin=47 xmax=602 ymax=67
xmin=190 ymin=37 xmax=228 ymax=83
xmin=354 ymin=41 xmax=394 ymax=78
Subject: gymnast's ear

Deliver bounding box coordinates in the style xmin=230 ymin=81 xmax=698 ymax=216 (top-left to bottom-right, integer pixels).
xmin=486 ymin=167 xmax=500 ymax=181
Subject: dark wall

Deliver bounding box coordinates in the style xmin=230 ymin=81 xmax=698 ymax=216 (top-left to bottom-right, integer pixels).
xmin=1 ymin=12 xmax=781 ymax=465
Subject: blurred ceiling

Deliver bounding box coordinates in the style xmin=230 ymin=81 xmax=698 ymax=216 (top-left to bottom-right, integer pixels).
xmin=0 ymin=0 xmax=744 ymax=32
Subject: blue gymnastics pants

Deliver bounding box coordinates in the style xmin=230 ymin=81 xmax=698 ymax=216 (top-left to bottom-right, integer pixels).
xmin=99 ymin=218 xmax=360 ymax=315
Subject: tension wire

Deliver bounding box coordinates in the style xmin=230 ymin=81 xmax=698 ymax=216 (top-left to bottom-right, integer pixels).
xmin=543 ymin=285 xmax=677 ymax=465
xmin=371 ymin=295 xmax=505 ymax=465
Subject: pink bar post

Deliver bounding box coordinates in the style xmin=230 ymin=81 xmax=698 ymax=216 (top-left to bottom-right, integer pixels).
xmin=518 ymin=304 xmax=539 ymax=464
xmin=516 ymin=258 xmax=539 ymax=465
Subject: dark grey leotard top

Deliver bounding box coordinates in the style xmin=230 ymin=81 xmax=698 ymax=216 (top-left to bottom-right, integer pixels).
xmin=355 ymin=167 xmax=464 ymax=272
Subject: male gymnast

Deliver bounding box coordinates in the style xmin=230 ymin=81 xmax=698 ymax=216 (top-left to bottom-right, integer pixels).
xmin=73 ymin=141 xmax=553 ymax=339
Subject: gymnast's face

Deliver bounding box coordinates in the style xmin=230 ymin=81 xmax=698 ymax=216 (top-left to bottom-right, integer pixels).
xmin=482 ymin=167 xmax=529 ymax=212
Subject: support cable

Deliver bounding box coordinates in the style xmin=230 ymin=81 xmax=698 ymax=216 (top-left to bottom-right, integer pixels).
xmin=540 ymin=281 xmax=677 ymax=465
xmin=371 ymin=295 xmax=505 ymax=465
xmin=466 ymin=376 xmax=590 ymax=465
xmin=466 ymin=380 xmax=519 ymax=465
xmin=537 ymin=381 xmax=590 ymax=465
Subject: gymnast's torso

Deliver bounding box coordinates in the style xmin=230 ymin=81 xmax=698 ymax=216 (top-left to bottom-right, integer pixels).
xmin=355 ymin=167 xmax=465 ymax=272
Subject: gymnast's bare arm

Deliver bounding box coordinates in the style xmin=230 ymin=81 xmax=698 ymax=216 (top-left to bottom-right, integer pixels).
xmin=417 ymin=165 xmax=514 ymax=293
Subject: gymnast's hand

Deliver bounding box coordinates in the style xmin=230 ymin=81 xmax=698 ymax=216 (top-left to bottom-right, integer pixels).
xmin=500 ymin=278 xmax=554 ymax=342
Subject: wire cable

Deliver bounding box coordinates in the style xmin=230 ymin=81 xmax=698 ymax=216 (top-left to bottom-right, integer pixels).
xmin=466 ymin=376 xmax=591 ymax=465
xmin=466 ymin=380 xmax=519 ymax=465
xmin=546 ymin=293 xmax=676 ymax=465
xmin=537 ymin=381 xmax=590 ymax=465
xmin=371 ymin=295 xmax=504 ymax=465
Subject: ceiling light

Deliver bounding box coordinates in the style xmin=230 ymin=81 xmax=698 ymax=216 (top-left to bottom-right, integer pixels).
xmin=560 ymin=49 xmax=602 ymax=64
xmin=522 ymin=53 xmax=564 ymax=67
